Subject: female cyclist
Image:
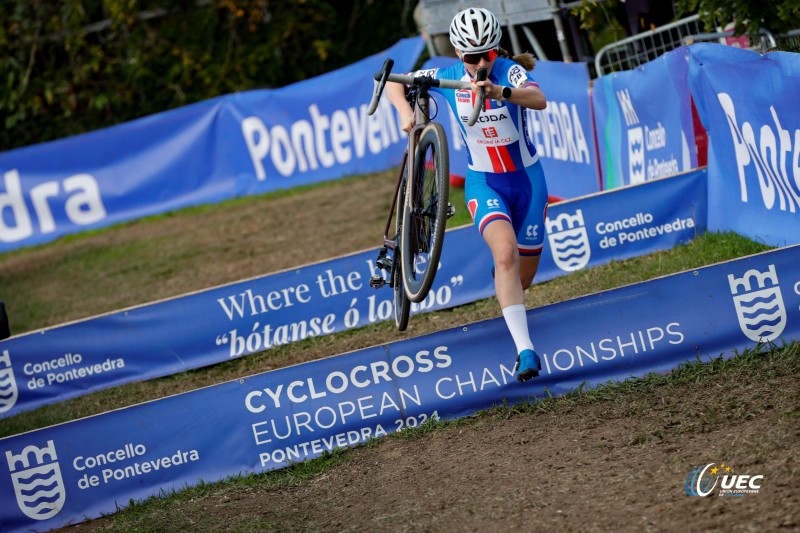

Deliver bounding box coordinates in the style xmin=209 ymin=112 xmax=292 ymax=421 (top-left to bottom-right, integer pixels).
xmin=386 ymin=6 xmax=548 ymax=382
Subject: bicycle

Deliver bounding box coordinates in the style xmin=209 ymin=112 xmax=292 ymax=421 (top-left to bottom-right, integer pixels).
xmin=366 ymin=59 xmax=486 ymax=330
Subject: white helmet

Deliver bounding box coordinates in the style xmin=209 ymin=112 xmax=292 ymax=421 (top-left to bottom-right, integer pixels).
xmin=449 ymin=7 xmax=502 ymax=53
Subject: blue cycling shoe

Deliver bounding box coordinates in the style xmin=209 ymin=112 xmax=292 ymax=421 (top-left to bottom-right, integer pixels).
xmin=515 ymin=349 xmax=542 ymax=382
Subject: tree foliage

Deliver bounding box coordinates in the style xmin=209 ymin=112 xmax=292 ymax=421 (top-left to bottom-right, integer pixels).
xmin=1 ymin=0 xmax=416 ymax=151
xmin=675 ymin=0 xmax=800 ymax=37
xmin=572 ymin=0 xmax=800 ymax=46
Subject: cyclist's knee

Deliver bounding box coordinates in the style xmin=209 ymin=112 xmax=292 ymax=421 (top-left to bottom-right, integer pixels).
xmin=493 ymin=242 xmax=519 ymax=272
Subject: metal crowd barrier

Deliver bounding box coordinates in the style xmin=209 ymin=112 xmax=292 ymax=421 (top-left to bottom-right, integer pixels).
xmin=594 ymin=15 xmax=703 ymax=76
xmin=774 ymin=29 xmax=800 ymax=52
xmin=596 ymin=14 xmax=800 ymax=77
xmin=681 ymin=28 xmax=777 ymax=54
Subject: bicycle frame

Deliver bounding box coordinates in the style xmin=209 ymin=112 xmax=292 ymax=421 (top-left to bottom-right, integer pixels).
xmin=374 ymin=81 xmax=438 ymax=277
xmin=367 ymin=58 xmax=485 ymax=324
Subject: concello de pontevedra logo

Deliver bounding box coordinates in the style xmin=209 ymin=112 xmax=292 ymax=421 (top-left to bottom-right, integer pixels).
xmin=628 ymin=127 xmax=645 ymax=184
xmin=546 ymin=209 xmax=591 ymax=272
xmin=0 ymin=349 xmax=18 ymax=414
xmin=728 ymin=264 xmax=787 ymax=343
xmin=5 ymin=440 xmax=66 ymax=520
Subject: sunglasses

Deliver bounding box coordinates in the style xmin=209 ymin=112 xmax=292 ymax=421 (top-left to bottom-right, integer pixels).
xmin=462 ymin=49 xmax=498 ymax=65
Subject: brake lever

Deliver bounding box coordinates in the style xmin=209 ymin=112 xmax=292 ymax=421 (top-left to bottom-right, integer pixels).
xmin=367 ymin=58 xmax=394 ymax=116
xmin=476 ymin=67 xmax=487 ymax=112
xmin=466 ymin=68 xmax=488 ymax=127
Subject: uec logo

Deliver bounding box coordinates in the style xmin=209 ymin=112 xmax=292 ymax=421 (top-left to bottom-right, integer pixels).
xmin=685 ymin=463 xmax=764 ymax=497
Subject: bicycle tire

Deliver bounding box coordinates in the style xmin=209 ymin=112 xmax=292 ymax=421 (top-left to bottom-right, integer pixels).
xmin=393 ymin=169 xmax=410 ymax=331
xmin=402 ymin=122 xmax=449 ymax=303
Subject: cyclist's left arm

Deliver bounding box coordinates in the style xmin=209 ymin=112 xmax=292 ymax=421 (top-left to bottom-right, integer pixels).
xmin=478 ymin=82 xmax=545 ymax=110
xmin=474 ymin=61 xmax=546 ymax=110
xmin=472 ymin=79 xmax=545 ymax=110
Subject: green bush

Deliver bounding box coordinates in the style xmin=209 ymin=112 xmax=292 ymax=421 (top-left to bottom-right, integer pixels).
xmin=1 ymin=0 xmax=416 ymax=150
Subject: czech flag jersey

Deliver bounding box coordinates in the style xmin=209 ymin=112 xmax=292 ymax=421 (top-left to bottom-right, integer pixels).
xmin=424 ymin=57 xmax=540 ymax=174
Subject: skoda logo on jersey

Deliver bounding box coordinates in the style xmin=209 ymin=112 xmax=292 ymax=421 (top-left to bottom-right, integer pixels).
xmin=0 ymin=349 xmax=19 ymax=414
xmin=460 ymin=112 xmax=510 ymax=123
xmin=628 ymin=127 xmax=645 ymax=184
xmin=6 ymin=440 xmax=66 ymax=520
xmin=476 ymin=114 xmax=508 ymax=123
xmin=728 ymin=264 xmax=786 ymax=342
xmin=546 ymin=209 xmax=591 ymax=272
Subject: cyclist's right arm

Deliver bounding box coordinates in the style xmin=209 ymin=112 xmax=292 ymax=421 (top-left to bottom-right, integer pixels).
xmin=386 ymin=81 xmax=415 ymax=133
xmin=371 ymin=62 xmax=481 ymax=129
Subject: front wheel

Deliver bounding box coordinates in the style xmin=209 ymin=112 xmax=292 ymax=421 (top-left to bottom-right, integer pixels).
xmin=392 ymin=249 xmax=410 ymax=331
xmin=393 ymin=170 xmax=410 ymax=331
xmin=402 ymin=122 xmax=449 ymax=303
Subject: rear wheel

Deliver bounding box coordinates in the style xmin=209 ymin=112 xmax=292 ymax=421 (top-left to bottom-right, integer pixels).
xmin=392 ymin=169 xmax=410 ymax=331
xmin=402 ymin=122 xmax=449 ymax=303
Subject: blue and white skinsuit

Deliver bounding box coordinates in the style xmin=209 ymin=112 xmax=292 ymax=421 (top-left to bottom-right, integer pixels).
xmin=419 ymin=57 xmax=548 ymax=257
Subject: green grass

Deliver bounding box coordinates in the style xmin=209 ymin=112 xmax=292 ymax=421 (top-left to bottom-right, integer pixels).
xmin=447 ymin=182 xmax=471 ymax=227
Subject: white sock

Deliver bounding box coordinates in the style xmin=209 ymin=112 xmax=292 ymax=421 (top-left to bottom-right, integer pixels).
xmin=501 ymin=304 xmax=534 ymax=354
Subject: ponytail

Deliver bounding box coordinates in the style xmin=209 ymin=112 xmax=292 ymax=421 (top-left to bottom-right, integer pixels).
xmin=497 ymin=47 xmax=536 ymax=71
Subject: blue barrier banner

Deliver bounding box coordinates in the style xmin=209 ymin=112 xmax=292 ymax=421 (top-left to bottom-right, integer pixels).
xmin=529 ymin=59 xmax=601 ymax=197
xmin=0 ymin=169 xmax=706 ymax=419
xmin=593 ymin=46 xmax=698 ymax=189
xmin=0 ymin=38 xmax=424 ymax=254
xmin=1 ymin=244 xmax=798 ymax=531
xmin=537 ymin=169 xmax=706 ymax=278
xmin=687 ymin=43 xmax=800 ymax=247
xmin=423 ymin=57 xmax=601 ymax=198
